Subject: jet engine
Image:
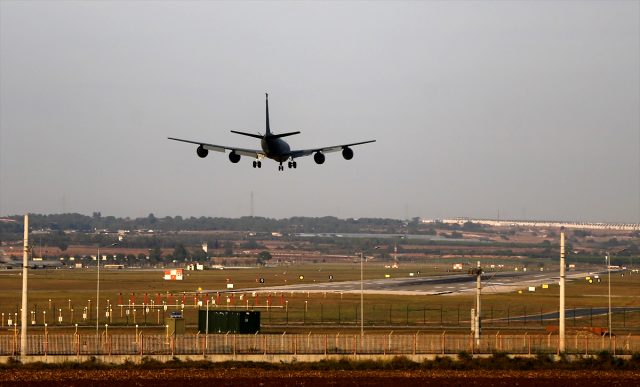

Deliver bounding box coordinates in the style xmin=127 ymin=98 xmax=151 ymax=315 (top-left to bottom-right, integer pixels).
xmin=228 ymin=151 xmax=241 ymax=163
xmin=314 ymin=152 xmax=325 ymax=164
xmin=342 ymin=147 xmax=354 ymax=160
xmin=197 ymin=145 xmax=208 ymax=158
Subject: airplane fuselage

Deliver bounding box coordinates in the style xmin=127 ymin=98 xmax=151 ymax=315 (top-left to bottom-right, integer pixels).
xmin=261 ymin=137 xmax=291 ymax=162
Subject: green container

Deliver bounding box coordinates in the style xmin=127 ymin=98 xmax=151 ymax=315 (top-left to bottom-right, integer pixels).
xmin=198 ymin=310 xmax=260 ymax=334
xmin=168 ymin=317 xmax=185 ymax=335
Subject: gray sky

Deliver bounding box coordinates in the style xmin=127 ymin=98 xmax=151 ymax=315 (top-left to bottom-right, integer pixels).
xmin=1 ymin=0 xmax=638 ymax=222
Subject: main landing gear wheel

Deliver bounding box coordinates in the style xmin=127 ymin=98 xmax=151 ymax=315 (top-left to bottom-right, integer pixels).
xmin=287 ymin=161 xmax=297 ymax=169
xmin=253 ymin=160 xmax=262 ymax=168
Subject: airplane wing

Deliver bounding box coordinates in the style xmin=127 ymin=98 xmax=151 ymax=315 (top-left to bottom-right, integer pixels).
xmin=167 ymin=137 xmax=265 ymax=158
xmin=288 ymin=140 xmax=376 ymax=158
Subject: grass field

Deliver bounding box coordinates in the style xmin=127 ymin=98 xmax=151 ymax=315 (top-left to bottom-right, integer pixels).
xmin=1 ymin=263 xmax=639 ymax=334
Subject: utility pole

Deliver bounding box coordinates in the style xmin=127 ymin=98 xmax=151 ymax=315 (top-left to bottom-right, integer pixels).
xmin=559 ymin=230 xmax=566 ymax=352
xmin=469 ymin=261 xmax=482 ymax=346
xmin=360 ymin=252 xmax=364 ymax=337
xmin=21 ymin=214 xmax=29 ymax=357
xmin=97 ymin=243 xmax=118 ymax=339
xmin=606 ymin=252 xmax=612 ymax=347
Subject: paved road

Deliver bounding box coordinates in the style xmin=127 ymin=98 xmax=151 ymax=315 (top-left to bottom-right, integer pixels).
xmin=494 ymin=307 xmax=640 ymax=322
xmin=250 ymin=270 xmax=595 ymax=296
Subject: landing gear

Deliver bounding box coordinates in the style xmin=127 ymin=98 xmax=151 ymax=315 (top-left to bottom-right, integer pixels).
xmin=252 ymin=160 xmax=262 ymax=168
xmin=276 ymin=160 xmax=296 ymax=171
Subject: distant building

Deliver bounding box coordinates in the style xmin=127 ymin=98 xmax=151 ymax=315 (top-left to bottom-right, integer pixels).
xmin=423 ymin=218 xmax=640 ymax=231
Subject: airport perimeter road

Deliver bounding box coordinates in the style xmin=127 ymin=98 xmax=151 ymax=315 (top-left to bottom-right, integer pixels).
xmin=252 ymin=270 xmax=595 ymax=296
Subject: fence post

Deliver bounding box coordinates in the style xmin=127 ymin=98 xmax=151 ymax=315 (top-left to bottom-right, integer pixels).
xmin=585 ymin=336 xmax=588 ymax=356
xmin=324 ymin=334 xmax=327 ymax=355
xmin=441 ymin=331 xmax=445 ymax=355
xmin=382 ymin=335 xmax=385 ymax=355
xmin=233 ymin=334 xmax=236 ymax=356
xmin=294 ymin=335 xmax=297 ymax=355
xmin=140 ymin=334 xmax=144 ymax=356
xmin=528 ymin=334 xmax=531 ymax=355
xmin=264 ymin=334 xmax=267 ymax=355
xmin=413 ymin=333 xmax=416 ymax=355
xmin=171 ymin=335 xmax=175 ymax=356
xmin=353 ymin=335 xmax=357 ymax=355
xmin=76 ymin=334 xmax=80 ymax=356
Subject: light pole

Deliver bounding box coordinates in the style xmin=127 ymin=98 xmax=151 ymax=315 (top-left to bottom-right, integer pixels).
xmin=469 ymin=262 xmax=483 ymax=346
xmin=359 ymin=247 xmax=380 ymax=337
xmin=360 ymin=252 xmax=364 ymax=337
xmin=559 ymin=230 xmax=566 ymax=352
xmin=205 ymin=299 xmax=210 ymax=350
xmin=606 ymin=253 xmax=612 ymax=347
xmin=97 ymin=242 xmax=118 ymax=339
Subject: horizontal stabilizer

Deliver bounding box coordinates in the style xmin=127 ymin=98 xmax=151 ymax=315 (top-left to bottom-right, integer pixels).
xmin=269 ymin=131 xmax=300 ymax=139
xmin=230 ymin=130 xmax=263 ymax=139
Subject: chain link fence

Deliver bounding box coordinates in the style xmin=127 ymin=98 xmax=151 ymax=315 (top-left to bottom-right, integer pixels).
xmin=1 ymin=333 xmax=638 ymax=357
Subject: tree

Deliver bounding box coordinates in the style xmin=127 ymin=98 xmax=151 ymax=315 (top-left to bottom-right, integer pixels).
xmin=191 ymin=247 xmax=208 ymax=261
xmin=172 ymin=244 xmax=188 ymax=261
xmin=149 ymin=247 xmax=162 ymax=263
xmin=223 ymin=241 xmax=234 ymax=256
xmin=257 ymin=250 xmax=272 ymax=265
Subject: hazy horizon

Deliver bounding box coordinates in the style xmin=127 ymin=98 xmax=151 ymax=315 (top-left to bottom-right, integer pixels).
xmin=1 ymin=1 xmax=639 ymax=223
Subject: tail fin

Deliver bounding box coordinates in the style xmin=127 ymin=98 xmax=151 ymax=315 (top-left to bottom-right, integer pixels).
xmin=265 ymin=93 xmax=271 ymax=136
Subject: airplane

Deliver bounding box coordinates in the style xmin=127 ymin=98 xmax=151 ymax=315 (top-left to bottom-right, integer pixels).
xmin=168 ymin=94 xmax=376 ymax=171
xmin=0 ymin=249 xmax=64 ymax=269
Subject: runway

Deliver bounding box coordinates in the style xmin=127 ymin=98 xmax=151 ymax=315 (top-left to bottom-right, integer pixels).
xmin=251 ymin=270 xmax=596 ymax=296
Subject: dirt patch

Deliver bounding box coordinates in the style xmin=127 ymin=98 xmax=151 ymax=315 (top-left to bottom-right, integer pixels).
xmin=0 ymin=369 xmax=638 ymax=387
